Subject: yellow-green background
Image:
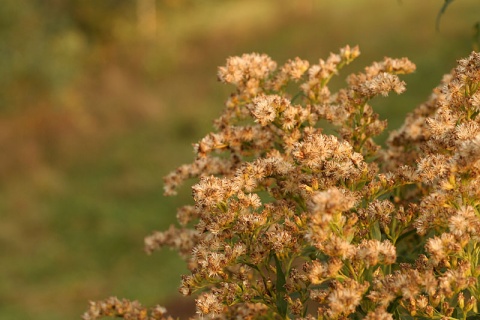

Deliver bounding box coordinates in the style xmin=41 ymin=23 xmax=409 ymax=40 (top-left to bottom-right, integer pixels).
xmin=0 ymin=1 xmax=478 ymax=319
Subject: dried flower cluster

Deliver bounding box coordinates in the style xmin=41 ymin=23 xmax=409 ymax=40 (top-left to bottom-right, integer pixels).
xmin=83 ymin=297 xmax=173 ymax=320
xmin=86 ymin=47 xmax=480 ymax=319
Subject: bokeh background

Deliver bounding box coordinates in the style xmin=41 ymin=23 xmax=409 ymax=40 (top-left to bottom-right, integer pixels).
xmin=0 ymin=0 xmax=478 ymax=319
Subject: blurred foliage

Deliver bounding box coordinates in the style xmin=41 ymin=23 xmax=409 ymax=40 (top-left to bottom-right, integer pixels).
xmin=474 ymin=22 xmax=480 ymax=51
xmin=0 ymin=0 xmax=478 ymax=319
xmin=436 ymin=0 xmax=479 ymax=49
xmin=436 ymin=0 xmax=456 ymax=31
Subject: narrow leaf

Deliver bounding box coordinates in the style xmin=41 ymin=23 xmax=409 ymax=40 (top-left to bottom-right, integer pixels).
xmin=274 ymin=253 xmax=288 ymax=318
xmin=473 ymin=22 xmax=480 ymax=51
xmin=436 ymin=0 xmax=456 ymax=31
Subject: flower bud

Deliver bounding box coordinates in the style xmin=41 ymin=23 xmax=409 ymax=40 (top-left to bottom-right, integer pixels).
xmin=458 ymin=292 xmax=465 ymax=309
xmin=465 ymin=296 xmax=477 ymax=313
xmin=431 ymin=293 xmax=441 ymax=307
xmin=425 ymin=305 xmax=434 ymax=317
xmin=442 ymin=301 xmax=454 ymax=317
xmin=294 ymin=215 xmax=304 ymax=228
xmin=383 ymin=225 xmax=390 ymax=235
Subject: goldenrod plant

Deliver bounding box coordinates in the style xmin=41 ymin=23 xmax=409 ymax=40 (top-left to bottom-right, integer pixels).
xmin=84 ymin=46 xmax=480 ymax=319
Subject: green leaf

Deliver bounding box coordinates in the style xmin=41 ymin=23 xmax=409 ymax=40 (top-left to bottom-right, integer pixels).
xmin=473 ymin=22 xmax=480 ymax=51
xmin=274 ymin=253 xmax=288 ymax=318
xmin=371 ymin=221 xmax=382 ymax=241
xmin=436 ymin=0 xmax=456 ymax=31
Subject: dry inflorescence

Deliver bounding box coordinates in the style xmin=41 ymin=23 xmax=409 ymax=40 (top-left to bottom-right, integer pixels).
xmin=82 ymin=297 xmax=174 ymax=320
xmin=85 ymin=47 xmax=480 ymax=319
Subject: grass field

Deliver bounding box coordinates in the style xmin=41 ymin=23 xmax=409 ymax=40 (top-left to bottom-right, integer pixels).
xmin=0 ymin=1 xmax=479 ymax=319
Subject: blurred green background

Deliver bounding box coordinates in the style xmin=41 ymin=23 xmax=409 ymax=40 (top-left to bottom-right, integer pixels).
xmin=0 ymin=0 xmax=478 ymax=319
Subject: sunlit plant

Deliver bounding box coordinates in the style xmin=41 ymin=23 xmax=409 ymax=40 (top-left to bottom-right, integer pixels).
xmin=84 ymin=46 xmax=480 ymax=320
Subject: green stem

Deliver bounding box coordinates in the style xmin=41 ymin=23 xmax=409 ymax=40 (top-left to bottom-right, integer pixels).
xmin=273 ymin=253 xmax=288 ymax=318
